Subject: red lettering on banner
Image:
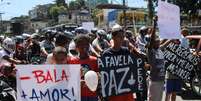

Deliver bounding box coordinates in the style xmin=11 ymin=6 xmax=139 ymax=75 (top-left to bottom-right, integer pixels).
xmin=45 ymin=70 xmax=53 ymax=83
xmin=54 ymin=69 xmax=61 ymax=83
xmin=61 ymin=69 xmax=68 ymax=81
xmin=32 ymin=70 xmax=45 ymax=83
xmin=32 ymin=69 xmax=69 ymax=84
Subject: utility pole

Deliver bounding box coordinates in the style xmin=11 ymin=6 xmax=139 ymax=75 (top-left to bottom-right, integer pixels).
xmin=123 ymin=0 xmax=126 ymax=28
xmin=0 ymin=12 xmax=4 ymax=34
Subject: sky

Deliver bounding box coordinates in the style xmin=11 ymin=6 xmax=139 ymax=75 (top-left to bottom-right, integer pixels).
xmin=0 ymin=0 xmax=146 ymax=20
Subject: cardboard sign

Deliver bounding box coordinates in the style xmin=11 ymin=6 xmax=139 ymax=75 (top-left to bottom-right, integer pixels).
xmin=82 ymin=22 xmax=95 ymax=32
xmin=98 ymin=52 xmax=146 ymax=97
xmin=158 ymin=1 xmax=182 ymax=39
xmin=17 ymin=65 xmax=81 ymax=101
xmin=164 ymin=42 xmax=200 ymax=81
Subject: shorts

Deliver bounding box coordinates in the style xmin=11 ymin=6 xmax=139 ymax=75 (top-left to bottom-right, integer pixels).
xmin=148 ymin=81 xmax=164 ymax=101
xmin=165 ymin=79 xmax=181 ymax=94
xmin=81 ymin=96 xmax=98 ymax=101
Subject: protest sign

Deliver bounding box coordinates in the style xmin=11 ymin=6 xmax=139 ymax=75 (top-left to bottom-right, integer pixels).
xmin=98 ymin=52 xmax=146 ymax=97
xmin=164 ymin=42 xmax=200 ymax=81
xmin=82 ymin=22 xmax=95 ymax=32
xmin=17 ymin=65 xmax=81 ymax=101
xmin=158 ymin=1 xmax=182 ymax=39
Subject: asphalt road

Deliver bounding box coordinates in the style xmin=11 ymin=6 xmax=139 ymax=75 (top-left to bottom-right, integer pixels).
xmin=162 ymin=84 xmax=201 ymax=101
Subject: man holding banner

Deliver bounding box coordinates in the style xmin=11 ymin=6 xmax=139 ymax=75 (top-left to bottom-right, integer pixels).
xmin=98 ymin=24 xmax=146 ymax=101
xmin=147 ymin=16 xmax=172 ymax=101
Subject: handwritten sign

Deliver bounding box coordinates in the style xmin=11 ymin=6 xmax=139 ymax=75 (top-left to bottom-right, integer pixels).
xmin=82 ymin=22 xmax=95 ymax=32
xmin=17 ymin=65 xmax=81 ymax=101
xmin=98 ymin=52 xmax=146 ymax=97
xmin=164 ymin=42 xmax=200 ymax=81
xmin=158 ymin=1 xmax=182 ymax=39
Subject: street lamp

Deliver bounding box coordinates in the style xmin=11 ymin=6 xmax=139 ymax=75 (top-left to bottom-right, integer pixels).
xmin=0 ymin=2 xmax=10 ymax=34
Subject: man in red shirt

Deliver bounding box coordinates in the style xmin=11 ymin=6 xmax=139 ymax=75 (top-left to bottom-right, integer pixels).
xmin=67 ymin=34 xmax=99 ymax=101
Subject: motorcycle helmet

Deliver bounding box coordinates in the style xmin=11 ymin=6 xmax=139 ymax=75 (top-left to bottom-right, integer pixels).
xmin=2 ymin=38 xmax=15 ymax=53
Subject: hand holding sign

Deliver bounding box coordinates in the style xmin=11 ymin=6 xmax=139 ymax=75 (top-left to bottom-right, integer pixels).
xmin=84 ymin=71 xmax=98 ymax=92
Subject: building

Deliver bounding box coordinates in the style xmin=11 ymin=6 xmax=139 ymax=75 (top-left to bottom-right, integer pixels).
xmin=10 ymin=16 xmax=34 ymax=34
xmin=96 ymin=9 xmax=148 ymax=29
xmin=31 ymin=21 xmax=49 ymax=31
xmin=58 ymin=9 xmax=92 ymax=25
xmin=86 ymin=0 xmax=108 ymax=8
xmin=29 ymin=4 xmax=53 ymax=20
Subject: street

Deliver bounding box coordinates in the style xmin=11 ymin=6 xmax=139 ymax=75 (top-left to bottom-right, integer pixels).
xmin=162 ymin=84 xmax=201 ymax=101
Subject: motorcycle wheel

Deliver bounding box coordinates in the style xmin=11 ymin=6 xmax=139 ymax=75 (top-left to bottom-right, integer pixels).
xmin=191 ymin=74 xmax=201 ymax=96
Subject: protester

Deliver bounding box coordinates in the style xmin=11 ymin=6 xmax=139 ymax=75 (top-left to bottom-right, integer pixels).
xmin=0 ymin=80 xmax=16 ymax=101
xmin=92 ymin=29 xmax=110 ymax=54
xmin=68 ymin=34 xmax=99 ymax=101
xmin=180 ymin=28 xmax=190 ymax=48
xmin=46 ymin=33 xmax=70 ymax=64
xmin=40 ymin=31 xmax=55 ymax=56
xmin=125 ymin=30 xmax=137 ymax=47
xmin=26 ymin=34 xmax=42 ymax=64
xmin=68 ymin=30 xmax=100 ymax=57
xmin=136 ymin=26 xmax=149 ymax=54
xmin=100 ymin=24 xmax=136 ymax=101
xmin=165 ymin=29 xmax=190 ymax=101
xmin=52 ymin=46 xmax=68 ymax=64
xmin=147 ymin=17 xmax=171 ymax=101
xmin=0 ymin=38 xmax=22 ymax=65
xmin=0 ymin=63 xmax=16 ymax=91
xmin=13 ymin=36 xmax=27 ymax=62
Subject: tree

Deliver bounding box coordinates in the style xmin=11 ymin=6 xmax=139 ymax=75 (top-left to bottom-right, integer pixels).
xmin=69 ymin=1 xmax=79 ymax=10
xmin=49 ymin=5 xmax=67 ymax=22
xmin=56 ymin=0 xmax=67 ymax=7
xmin=146 ymin=0 xmax=201 ymax=24
xmin=69 ymin=0 xmax=86 ymax=10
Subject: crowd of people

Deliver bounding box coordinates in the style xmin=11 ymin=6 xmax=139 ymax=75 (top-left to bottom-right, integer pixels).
xmin=0 ymin=17 xmax=200 ymax=101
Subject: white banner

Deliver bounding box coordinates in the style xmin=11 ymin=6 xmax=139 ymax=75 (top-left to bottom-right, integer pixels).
xmin=158 ymin=1 xmax=182 ymax=39
xmin=82 ymin=22 xmax=95 ymax=32
xmin=17 ymin=65 xmax=81 ymax=101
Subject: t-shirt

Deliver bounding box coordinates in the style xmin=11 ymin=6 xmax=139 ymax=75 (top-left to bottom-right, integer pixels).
xmin=147 ymin=48 xmax=165 ymax=81
xmin=136 ymin=35 xmax=148 ymax=54
xmin=67 ymin=56 xmax=99 ymax=97
xmin=101 ymin=47 xmax=135 ymax=101
xmin=180 ymin=36 xmax=189 ymax=49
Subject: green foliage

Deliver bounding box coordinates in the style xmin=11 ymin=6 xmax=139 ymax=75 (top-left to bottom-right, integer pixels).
xmin=49 ymin=5 xmax=67 ymax=22
xmin=91 ymin=8 xmax=101 ymax=25
xmin=69 ymin=0 xmax=86 ymax=10
xmin=56 ymin=0 xmax=67 ymax=7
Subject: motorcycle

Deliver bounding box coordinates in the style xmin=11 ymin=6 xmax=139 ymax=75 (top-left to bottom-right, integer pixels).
xmin=0 ymin=80 xmax=16 ymax=101
xmin=190 ymin=59 xmax=201 ymax=96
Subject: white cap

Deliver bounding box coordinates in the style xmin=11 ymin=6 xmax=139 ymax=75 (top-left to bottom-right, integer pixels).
xmin=139 ymin=26 xmax=148 ymax=31
xmin=112 ymin=24 xmax=122 ymax=32
xmin=54 ymin=46 xmax=66 ymax=53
